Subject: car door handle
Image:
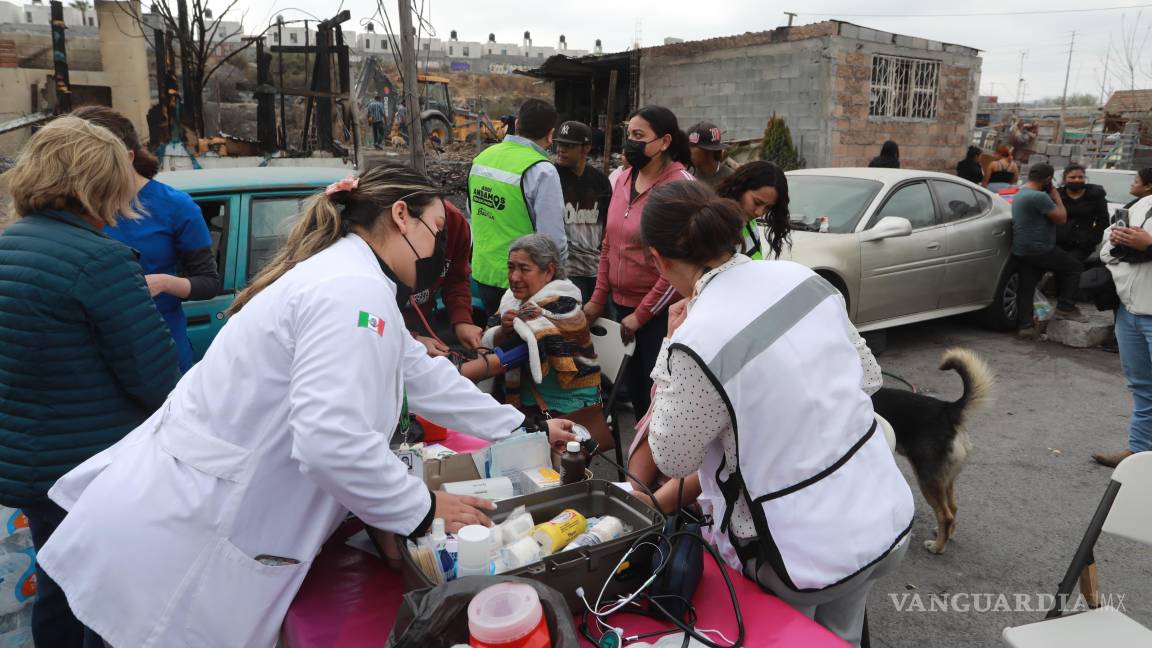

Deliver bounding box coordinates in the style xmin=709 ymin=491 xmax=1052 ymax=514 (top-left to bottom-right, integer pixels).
xmin=993 ymin=230 xmax=1007 ymax=237
xmin=927 ymin=242 xmax=941 ymax=250
xmin=187 ymin=315 xmax=212 ymax=326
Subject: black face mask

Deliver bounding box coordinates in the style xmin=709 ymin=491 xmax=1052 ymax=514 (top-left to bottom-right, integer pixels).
xmin=1065 ymin=182 xmax=1086 ymax=192
xmin=624 ymin=138 xmax=655 ymax=171
xmin=405 ymin=217 xmax=447 ymax=293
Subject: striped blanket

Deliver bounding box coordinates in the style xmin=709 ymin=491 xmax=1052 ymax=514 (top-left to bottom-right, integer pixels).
xmin=481 ymin=280 xmax=601 ymax=408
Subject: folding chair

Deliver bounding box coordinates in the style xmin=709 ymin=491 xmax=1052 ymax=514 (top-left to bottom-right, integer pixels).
xmin=588 ymin=318 xmax=635 ymax=481
xmin=1002 ymin=451 xmax=1152 ymax=647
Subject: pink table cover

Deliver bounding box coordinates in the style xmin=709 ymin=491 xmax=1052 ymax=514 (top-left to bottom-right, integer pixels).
xmin=282 ymin=431 xmax=848 ymax=647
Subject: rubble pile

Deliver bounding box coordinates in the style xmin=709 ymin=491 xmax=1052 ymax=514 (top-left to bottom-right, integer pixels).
xmin=426 ymin=159 xmax=471 ymax=196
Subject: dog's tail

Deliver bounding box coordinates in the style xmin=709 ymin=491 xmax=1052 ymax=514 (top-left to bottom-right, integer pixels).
xmin=940 ymin=347 xmax=995 ymax=427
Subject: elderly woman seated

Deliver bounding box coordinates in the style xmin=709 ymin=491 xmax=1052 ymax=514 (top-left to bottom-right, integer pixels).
xmin=458 ymin=234 xmax=612 ymax=449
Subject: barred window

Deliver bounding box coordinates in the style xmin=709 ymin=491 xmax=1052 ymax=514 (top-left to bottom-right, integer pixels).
xmin=869 ymin=55 xmax=940 ymax=120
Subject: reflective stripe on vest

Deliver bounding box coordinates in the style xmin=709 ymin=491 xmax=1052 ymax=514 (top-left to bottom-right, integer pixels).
xmin=670 ymin=260 xmax=914 ymax=591
xmin=468 ymin=142 xmax=548 ymax=287
xmin=743 ymin=223 xmax=763 ymax=260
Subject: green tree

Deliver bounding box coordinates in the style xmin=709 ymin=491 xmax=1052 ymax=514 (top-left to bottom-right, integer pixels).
xmin=70 ymin=0 xmax=90 ymax=25
xmin=758 ymin=114 xmax=801 ymax=170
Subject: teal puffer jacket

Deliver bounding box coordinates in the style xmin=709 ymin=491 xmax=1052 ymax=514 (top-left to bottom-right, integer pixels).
xmin=0 ymin=210 xmax=180 ymax=507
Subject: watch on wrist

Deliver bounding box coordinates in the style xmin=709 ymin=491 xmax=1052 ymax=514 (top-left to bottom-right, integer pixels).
xmin=522 ymin=415 xmax=549 ymax=435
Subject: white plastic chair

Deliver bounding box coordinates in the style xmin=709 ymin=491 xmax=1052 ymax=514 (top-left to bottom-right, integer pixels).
xmin=588 ymin=317 xmax=636 ymax=479
xmin=876 ymin=413 xmax=897 ymax=453
xmin=1002 ymin=451 xmax=1152 ymax=647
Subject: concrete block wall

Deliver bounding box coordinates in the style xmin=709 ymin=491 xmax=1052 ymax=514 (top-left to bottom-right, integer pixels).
xmin=0 ymin=29 xmax=103 ymax=71
xmin=639 ymin=37 xmax=833 ymax=169
xmin=0 ymin=67 xmax=107 ymax=154
xmin=827 ymin=38 xmax=981 ymax=171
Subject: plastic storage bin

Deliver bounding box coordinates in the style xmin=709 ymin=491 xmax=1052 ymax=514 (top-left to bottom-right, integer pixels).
xmin=395 ymin=480 xmax=664 ymax=610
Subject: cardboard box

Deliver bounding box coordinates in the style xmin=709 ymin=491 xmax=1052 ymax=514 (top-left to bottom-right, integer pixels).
xmin=422 ymin=452 xmax=481 ymax=491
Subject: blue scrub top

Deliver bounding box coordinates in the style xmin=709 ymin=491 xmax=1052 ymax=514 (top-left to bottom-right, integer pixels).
xmin=105 ymin=180 xmax=210 ymax=372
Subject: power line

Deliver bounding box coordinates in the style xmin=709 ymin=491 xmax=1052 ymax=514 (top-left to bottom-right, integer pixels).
xmin=797 ymin=3 xmax=1152 ymax=18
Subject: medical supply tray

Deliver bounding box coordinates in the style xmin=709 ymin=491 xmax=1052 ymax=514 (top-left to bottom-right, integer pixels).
xmin=394 ymin=480 xmax=665 ymax=611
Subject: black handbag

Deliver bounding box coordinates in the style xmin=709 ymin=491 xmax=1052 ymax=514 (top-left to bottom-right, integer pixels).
xmin=1081 ymin=267 xmax=1120 ymax=311
xmin=386 ymin=576 xmax=581 ymax=648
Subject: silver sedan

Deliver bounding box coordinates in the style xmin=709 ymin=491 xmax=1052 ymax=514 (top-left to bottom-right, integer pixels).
xmin=777 ymin=168 xmax=1018 ymax=332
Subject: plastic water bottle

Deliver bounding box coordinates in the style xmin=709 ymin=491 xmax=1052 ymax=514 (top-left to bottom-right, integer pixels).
xmin=0 ymin=538 xmax=35 ymax=616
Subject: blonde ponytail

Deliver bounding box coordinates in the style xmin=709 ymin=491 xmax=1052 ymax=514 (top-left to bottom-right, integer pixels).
xmin=227 ymin=164 xmax=440 ymax=315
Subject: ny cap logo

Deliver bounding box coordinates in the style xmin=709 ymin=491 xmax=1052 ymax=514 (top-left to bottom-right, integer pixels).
xmin=560 ymin=124 xmax=570 ymax=135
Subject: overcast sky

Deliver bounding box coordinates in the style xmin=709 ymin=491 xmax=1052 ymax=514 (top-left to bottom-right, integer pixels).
xmin=238 ymin=0 xmax=1152 ymax=102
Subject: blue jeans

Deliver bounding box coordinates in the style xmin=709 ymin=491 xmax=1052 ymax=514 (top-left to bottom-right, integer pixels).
xmin=22 ymin=503 xmax=104 ymax=648
xmin=1115 ymin=305 xmax=1152 ymax=452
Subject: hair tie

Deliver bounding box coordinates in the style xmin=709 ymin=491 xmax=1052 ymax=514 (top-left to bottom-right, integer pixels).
xmin=325 ymin=176 xmax=359 ymax=197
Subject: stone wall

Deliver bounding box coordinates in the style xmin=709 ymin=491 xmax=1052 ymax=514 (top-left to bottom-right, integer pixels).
xmin=827 ymin=26 xmax=981 ymax=171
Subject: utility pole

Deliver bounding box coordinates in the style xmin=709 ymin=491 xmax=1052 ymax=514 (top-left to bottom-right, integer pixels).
xmin=49 ymin=0 xmax=71 ymax=113
xmin=398 ymin=0 xmax=425 ymax=174
xmin=1059 ymin=31 xmax=1076 ymax=144
xmin=1015 ymin=50 xmax=1028 ymax=111
xmin=784 ymin=12 xmax=797 ymax=27
xmin=1100 ymin=38 xmax=1112 ymax=106
xmin=176 ymin=0 xmax=193 ymax=130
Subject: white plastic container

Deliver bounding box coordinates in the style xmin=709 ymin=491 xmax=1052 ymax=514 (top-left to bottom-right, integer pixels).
xmin=456 ymin=524 xmax=494 ymax=577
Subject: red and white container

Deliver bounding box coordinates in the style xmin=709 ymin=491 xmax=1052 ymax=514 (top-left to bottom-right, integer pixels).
xmin=468 ymin=582 xmax=551 ymax=648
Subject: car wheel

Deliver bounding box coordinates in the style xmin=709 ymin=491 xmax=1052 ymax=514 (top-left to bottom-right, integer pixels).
xmin=981 ymin=262 xmax=1020 ymax=331
xmin=817 ymin=272 xmax=850 ymax=313
xmin=862 ymin=330 xmax=887 ymax=356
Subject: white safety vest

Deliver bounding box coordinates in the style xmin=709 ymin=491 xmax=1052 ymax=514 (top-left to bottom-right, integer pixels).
xmin=670 ymin=260 xmax=913 ymax=592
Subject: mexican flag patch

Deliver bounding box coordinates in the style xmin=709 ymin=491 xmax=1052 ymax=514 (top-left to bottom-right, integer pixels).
xmin=357 ymin=311 xmax=386 ymax=336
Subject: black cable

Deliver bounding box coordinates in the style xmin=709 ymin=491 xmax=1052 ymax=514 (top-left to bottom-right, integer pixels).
xmin=646 ymin=531 xmax=746 ymax=648
xmin=881 ymin=370 xmax=918 ymax=393
xmin=581 ymin=594 xmax=701 ymax=644
xmin=584 ymin=440 xmax=668 ymax=517
xmin=581 ymin=446 xmax=744 ymax=647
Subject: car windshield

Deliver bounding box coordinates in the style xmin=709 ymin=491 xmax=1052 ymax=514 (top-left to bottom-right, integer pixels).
xmin=1089 ymin=172 xmax=1135 ymax=205
xmin=786 ymin=176 xmax=884 ymax=233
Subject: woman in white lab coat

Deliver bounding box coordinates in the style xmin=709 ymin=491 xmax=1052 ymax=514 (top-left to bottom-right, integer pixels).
xmin=37 ymin=165 xmax=577 ymax=648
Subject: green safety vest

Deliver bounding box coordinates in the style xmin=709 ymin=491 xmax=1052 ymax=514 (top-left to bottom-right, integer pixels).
xmin=744 ymin=222 xmax=764 ymax=260
xmin=468 ymin=141 xmax=548 ymax=288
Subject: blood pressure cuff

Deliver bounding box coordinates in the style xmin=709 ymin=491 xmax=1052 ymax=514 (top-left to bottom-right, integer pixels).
xmin=650 ymin=515 xmax=705 ymax=621
xmin=494 ymin=342 xmax=528 ymax=369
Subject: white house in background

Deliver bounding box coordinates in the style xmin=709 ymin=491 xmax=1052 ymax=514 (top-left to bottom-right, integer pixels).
xmin=444 ymin=37 xmax=483 ymax=59
xmin=0 ymin=0 xmax=98 ymax=28
xmin=214 ymin=19 xmax=245 ymax=45
xmin=356 ymin=29 xmax=591 ymax=63
xmin=270 ymin=24 xmax=357 ymax=50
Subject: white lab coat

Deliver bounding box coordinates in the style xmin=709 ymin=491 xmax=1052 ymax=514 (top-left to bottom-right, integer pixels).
xmin=37 ymin=234 xmax=526 ymax=648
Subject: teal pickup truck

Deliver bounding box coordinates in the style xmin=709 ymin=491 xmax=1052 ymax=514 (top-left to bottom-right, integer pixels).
xmin=164 ymin=166 xmax=485 ymax=362
xmin=159 ymin=167 xmax=349 ymax=361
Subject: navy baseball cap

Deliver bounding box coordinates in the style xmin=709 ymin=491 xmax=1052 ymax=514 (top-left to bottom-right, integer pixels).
xmin=554 ymin=121 xmax=592 ymax=145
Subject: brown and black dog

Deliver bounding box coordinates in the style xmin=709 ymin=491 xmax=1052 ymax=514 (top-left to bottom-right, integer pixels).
xmin=872 ymin=348 xmax=994 ymax=554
